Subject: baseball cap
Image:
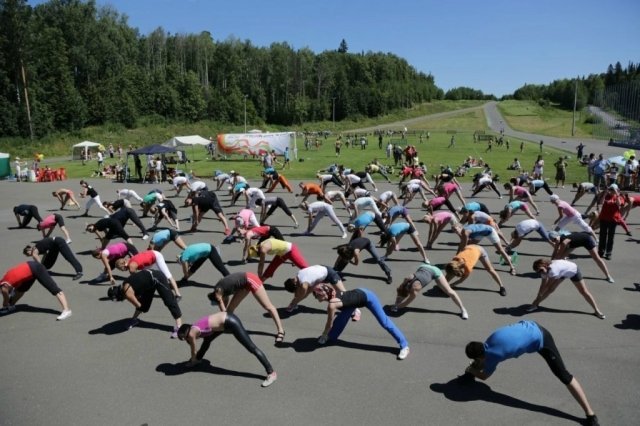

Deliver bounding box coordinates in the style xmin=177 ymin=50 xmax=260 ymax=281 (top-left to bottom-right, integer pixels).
xmin=550 ymin=194 xmax=560 ymax=202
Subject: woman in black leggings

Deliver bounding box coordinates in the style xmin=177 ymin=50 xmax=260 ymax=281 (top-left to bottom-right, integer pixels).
xmin=256 ymin=197 xmax=298 ymax=227
xmin=23 ymin=237 xmax=83 ymax=280
xmin=177 ymin=312 xmax=277 ymax=387
xmin=13 ymin=204 xmax=43 ymax=228
xmin=1 ymin=261 xmax=72 ymax=320
xmin=333 ymin=237 xmax=392 ymax=284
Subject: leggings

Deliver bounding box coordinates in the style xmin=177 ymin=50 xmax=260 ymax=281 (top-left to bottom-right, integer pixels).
xmin=113 ymin=208 xmax=147 ymax=234
xmin=334 ymin=239 xmax=391 ymax=277
xmin=16 ymin=206 xmax=43 ymax=227
xmin=265 ymin=197 xmax=293 ymax=218
xmin=598 ymin=220 xmax=617 ymax=256
xmin=531 ymin=182 xmax=554 ymax=195
xmin=138 ymin=271 xmax=182 ymax=319
xmin=309 ymin=207 xmax=345 ymax=234
xmin=257 ymin=227 xmax=285 ymax=244
xmin=19 ymin=261 xmax=62 ymax=295
xmin=105 ymin=220 xmax=131 ymax=241
xmin=328 ymin=288 xmax=408 ymax=348
xmin=471 ymin=182 xmax=501 ymax=197
xmin=537 ymin=325 xmax=573 ymax=385
xmin=262 ymin=245 xmax=308 ymax=279
xmin=189 ymin=245 xmax=230 ymax=277
xmin=41 ymin=237 xmax=83 ymax=274
xmin=195 ymin=314 xmax=274 ymax=374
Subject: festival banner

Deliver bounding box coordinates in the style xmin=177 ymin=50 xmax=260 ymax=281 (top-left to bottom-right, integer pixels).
xmin=217 ymin=132 xmax=295 ymax=156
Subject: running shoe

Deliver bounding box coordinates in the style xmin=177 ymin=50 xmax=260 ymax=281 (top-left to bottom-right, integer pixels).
xmin=66 ymin=239 xmax=72 ymax=244
xmin=595 ymin=312 xmax=606 ymax=320
xmin=461 ymin=310 xmax=469 ymax=320
xmin=397 ymin=347 xmax=410 ymax=360
xmin=262 ymin=372 xmax=277 ymax=387
xmin=56 ymin=310 xmax=72 ymax=321
xmin=499 ymin=287 xmax=507 ymax=296
xmin=525 ymin=304 xmax=539 ymax=312
xmin=72 ymin=272 xmax=83 ymax=281
xmin=128 ymin=318 xmax=139 ymax=329
xmin=142 ymin=234 xmax=149 ymax=240
xmin=606 ymin=276 xmax=615 ymax=283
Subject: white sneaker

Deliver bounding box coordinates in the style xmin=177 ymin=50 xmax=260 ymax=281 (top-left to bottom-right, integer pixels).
xmin=525 ymin=304 xmax=538 ymax=313
xmin=56 ymin=310 xmax=72 ymax=321
xmin=461 ymin=310 xmax=469 ymax=320
xmin=341 ymin=232 xmax=348 ymax=239
xmin=142 ymin=234 xmax=149 ymax=240
xmin=397 ymin=347 xmax=410 ymax=360
xmin=606 ymin=276 xmax=615 ymax=283
xmin=66 ymin=239 xmax=72 ymax=244
xmin=262 ymin=371 xmax=277 ymax=387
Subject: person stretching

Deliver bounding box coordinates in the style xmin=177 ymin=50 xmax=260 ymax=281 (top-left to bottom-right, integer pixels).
xmin=312 ymin=284 xmax=410 ymax=360
xmin=445 ymin=244 xmax=507 ymax=296
xmin=148 ymin=228 xmax=187 ymax=252
xmin=37 ymin=214 xmax=72 ymax=243
xmin=52 ymin=188 xmax=80 ymax=210
xmin=23 ymin=238 xmax=83 ymax=280
xmin=391 ymin=263 xmax=468 ymax=319
xmin=92 ymin=242 xmax=138 ymax=285
xmin=79 ymin=180 xmax=111 ymax=217
xmin=13 ymin=204 xmax=43 ymax=228
xmin=333 ymin=237 xmax=392 ymax=284
xmin=177 ymin=312 xmax=277 ymax=387
xmin=528 ymin=258 xmax=605 ymax=319
xmin=116 ymin=250 xmax=182 ymax=300
xmin=1 ymin=261 xmax=72 ymax=320
xmin=248 ymin=238 xmax=309 ymax=281
xmin=464 ymin=320 xmax=600 ymax=426
xmin=206 ymin=272 xmax=285 ymax=344
xmin=178 ymin=243 xmax=230 ymax=282
xmin=548 ymin=231 xmax=613 ymax=283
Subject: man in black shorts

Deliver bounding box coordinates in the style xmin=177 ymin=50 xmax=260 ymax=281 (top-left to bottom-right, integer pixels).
xmin=185 ymin=192 xmax=230 ymax=235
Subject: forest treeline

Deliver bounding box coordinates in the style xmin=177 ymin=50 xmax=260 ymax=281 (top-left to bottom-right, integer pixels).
xmin=510 ymin=61 xmax=640 ymax=121
xmin=1 ymin=0 xmax=636 ymax=140
xmin=1 ymin=0 xmax=470 ymax=138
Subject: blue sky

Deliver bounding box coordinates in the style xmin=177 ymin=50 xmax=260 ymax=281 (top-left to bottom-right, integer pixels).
xmin=32 ymin=0 xmax=640 ymax=97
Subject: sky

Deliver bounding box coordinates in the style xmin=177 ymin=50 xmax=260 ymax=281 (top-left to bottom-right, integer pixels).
xmin=31 ymin=0 xmax=640 ymax=97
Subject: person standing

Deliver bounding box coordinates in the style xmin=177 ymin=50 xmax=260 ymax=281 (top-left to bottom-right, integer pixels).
xmin=464 ymin=320 xmax=600 ymax=426
xmin=554 ymin=156 xmax=568 ymax=188
xmin=597 ymin=183 xmax=627 ymax=259
xmin=134 ymin=154 xmax=143 ymax=181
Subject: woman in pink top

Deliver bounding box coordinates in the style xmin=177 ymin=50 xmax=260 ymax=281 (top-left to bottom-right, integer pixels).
xmin=37 ymin=214 xmax=71 ymax=243
xmin=423 ymin=211 xmax=457 ymax=250
xmin=91 ymin=242 xmax=138 ymax=285
xmin=439 ymin=182 xmax=466 ymax=206
xmin=423 ymin=196 xmax=460 ymax=219
xmin=503 ymin=182 xmax=540 ymax=214
xmin=550 ymin=195 xmax=597 ymax=240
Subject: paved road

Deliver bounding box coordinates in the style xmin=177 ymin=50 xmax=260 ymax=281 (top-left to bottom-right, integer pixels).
xmin=1 ymin=178 xmax=639 ymax=426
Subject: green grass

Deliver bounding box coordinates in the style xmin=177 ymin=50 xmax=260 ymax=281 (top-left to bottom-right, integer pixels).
xmin=41 ymin=129 xmax=588 ymax=185
xmin=497 ymin=100 xmax=599 ymax=139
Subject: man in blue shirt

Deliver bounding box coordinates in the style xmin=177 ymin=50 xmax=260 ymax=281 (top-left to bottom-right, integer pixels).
xmin=464 ymin=320 xmax=599 ymax=426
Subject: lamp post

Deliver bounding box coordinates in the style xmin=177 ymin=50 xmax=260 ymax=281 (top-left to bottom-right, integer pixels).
xmin=332 ymin=97 xmax=336 ymax=128
xmin=243 ymin=95 xmax=248 ymax=133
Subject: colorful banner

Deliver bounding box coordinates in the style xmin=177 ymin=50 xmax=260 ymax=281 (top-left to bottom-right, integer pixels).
xmin=217 ymin=132 xmax=295 ymax=156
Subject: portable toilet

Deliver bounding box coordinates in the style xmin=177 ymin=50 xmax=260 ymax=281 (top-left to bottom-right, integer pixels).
xmin=0 ymin=153 xmax=10 ymax=178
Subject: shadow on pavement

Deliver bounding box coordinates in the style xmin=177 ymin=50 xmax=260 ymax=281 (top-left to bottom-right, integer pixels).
xmin=430 ymin=376 xmax=582 ymax=423
xmin=88 ymin=318 xmax=173 ymax=335
xmin=614 ymin=314 xmax=640 ymax=330
xmin=156 ymin=359 xmax=263 ymax=380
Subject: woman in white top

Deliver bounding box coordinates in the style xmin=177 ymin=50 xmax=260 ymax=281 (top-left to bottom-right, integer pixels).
xmin=528 ymin=258 xmax=605 ymax=319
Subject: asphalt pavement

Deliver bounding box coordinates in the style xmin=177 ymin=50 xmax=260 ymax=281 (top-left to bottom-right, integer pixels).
xmin=0 ymin=178 xmax=639 ymax=426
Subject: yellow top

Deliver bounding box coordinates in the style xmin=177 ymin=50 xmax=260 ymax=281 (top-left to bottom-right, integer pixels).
xmin=263 ymin=238 xmax=291 ymax=256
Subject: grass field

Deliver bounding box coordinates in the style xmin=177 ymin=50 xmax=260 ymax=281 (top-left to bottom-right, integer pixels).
xmin=497 ymin=100 xmax=598 ymax=139
xmin=40 ymin=129 xmax=588 ymax=185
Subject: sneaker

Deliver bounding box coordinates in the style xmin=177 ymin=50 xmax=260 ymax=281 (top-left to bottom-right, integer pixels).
xmin=142 ymin=234 xmax=149 ymax=240
xmin=525 ymin=304 xmax=539 ymax=312
xmin=394 ymin=244 xmax=400 ymax=251
xmin=585 ymin=415 xmax=600 ymax=426
xmin=103 ymin=215 xmax=110 ymax=219
xmin=170 ymin=326 xmax=179 ymax=339
xmin=499 ymin=287 xmax=507 ymax=297
xmin=341 ymin=232 xmax=348 ymax=239
xmin=56 ymin=310 xmax=72 ymax=321
xmin=397 ymin=347 xmax=410 ymax=360
xmin=461 ymin=310 xmax=469 ymax=320
xmin=72 ymin=272 xmax=83 ymax=281
xmin=626 ymin=231 xmax=632 ymax=236
xmin=595 ymin=312 xmax=606 ymax=320
xmin=262 ymin=371 xmax=277 ymax=387
xmin=175 ymin=295 xmax=182 ymax=302
xmin=351 ymin=308 xmax=362 ymax=321
xmin=385 ymin=275 xmax=393 ymax=284
xmin=66 ymin=239 xmax=72 ymax=244
xmin=390 ymin=305 xmax=399 ymax=313
xmin=606 ymin=276 xmax=615 ymax=283
xmin=128 ymin=318 xmax=140 ymax=329
xmin=1 ymin=305 xmax=16 ymax=314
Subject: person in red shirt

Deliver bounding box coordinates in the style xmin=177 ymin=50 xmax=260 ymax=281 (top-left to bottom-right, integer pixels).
xmin=597 ymin=184 xmax=627 ymax=260
xmin=1 ymin=261 xmax=72 ymax=320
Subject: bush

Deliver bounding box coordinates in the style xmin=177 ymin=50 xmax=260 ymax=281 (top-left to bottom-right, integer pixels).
xmin=584 ymin=114 xmax=602 ymax=124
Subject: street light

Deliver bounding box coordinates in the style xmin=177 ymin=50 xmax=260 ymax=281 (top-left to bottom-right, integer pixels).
xmin=244 ymin=94 xmax=248 ymax=133
xmin=332 ymin=97 xmax=336 ymax=128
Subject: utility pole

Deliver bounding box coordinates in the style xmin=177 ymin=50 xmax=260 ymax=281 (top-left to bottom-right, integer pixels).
xmin=20 ymin=59 xmax=34 ymax=140
xmin=332 ymin=97 xmax=336 ymax=128
xmin=571 ymin=77 xmax=578 ymax=136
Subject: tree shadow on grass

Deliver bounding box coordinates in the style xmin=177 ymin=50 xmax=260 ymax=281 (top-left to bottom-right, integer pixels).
xmin=155 ymin=359 xmax=263 ymax=381
xmin=430 ymin=376 xmax=582 ymax=423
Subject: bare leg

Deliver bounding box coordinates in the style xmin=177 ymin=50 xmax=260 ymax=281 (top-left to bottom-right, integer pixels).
xmin=567 ymin=377 xmax=596 ymax=416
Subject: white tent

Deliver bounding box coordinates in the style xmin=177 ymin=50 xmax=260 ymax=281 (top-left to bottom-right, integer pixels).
xmin=71 ymin=141 xmax=101 ymax=160
xmin=164 ymin=135 xmax=210 ymax=147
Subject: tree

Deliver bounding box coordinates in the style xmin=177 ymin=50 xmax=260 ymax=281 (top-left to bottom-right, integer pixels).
xmin=338 ymin=39 xmax=348 ymax=53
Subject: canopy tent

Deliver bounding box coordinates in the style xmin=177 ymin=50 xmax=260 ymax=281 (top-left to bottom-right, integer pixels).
xmin=125 ymin=144 xmax=178 ymax=182
xmin=71 ymin=141 xmax=101 ymax=160
xmin=164 ymin=135 xmax=211 ymax=161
